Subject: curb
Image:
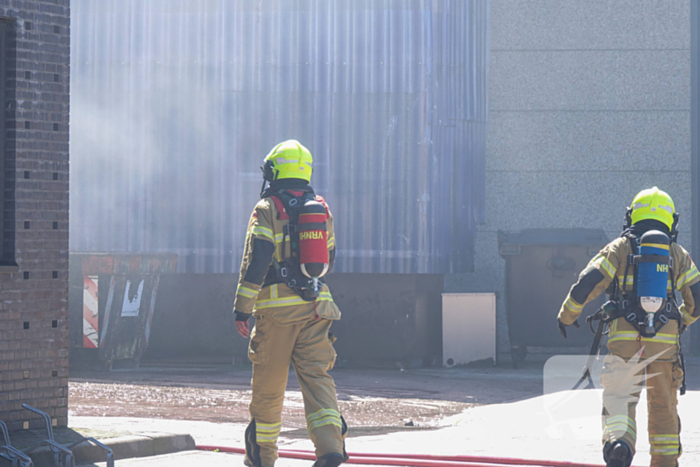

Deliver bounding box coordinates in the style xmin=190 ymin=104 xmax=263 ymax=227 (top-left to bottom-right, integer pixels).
xmin=28 ymin=433 xmax=196 ymax=466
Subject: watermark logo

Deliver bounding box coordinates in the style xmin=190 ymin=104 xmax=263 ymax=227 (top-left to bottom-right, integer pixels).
xmin=542 ymin=348 xmax=668 ymax=441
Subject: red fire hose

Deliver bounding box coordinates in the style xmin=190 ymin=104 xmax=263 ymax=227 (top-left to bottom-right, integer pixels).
xmin=197 ymin=445 xmax=640 ymax=467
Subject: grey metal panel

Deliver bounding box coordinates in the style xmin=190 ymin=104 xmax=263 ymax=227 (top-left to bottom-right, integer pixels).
xmin=488 ymin=111 xmax=691 ymax=173
xmin=492 ymin=0 xmax=690 ymax=51
xmin=442 ymin=293 xmax=496 ymax=366
xmin=0 ymin=21 xmax=7 ymax=263
xmin=491 ymin=50 xmax=690 ymax=112
xmin=691 ymin=0 xmax=700 ymax=353
xmin=70 ymin=0 xmax=489 ymax=273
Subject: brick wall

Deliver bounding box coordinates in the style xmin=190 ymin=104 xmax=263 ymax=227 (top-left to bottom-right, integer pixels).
xmin=0 ymin=0 xmax=70 ymax=431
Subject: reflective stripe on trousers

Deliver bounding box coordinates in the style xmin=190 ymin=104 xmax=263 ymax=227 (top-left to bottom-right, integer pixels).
xmin=256 ymin=421 xmax=281 ymax=443
xmin=307 ymin=408 xmax=343 ymax=431
xmin=649 ymin=434 xmax=680 ymax=457
xmin=603 ymin=415 xmax=637 ymax=445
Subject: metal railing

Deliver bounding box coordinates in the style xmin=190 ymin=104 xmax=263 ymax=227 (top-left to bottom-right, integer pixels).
xmin=21 ymin=404 xmax=114 ymax=467
xmin=0 ymin=420 xmax=34 ymax=467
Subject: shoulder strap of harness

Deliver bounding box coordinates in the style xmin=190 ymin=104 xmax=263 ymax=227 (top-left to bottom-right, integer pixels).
xmin=270 ymin=187 xmax=314 ymax=221
xmin=270 ymin=195 xmax=289 ymax=220
xmin=620 ymin=233 xmax=638 ymax=296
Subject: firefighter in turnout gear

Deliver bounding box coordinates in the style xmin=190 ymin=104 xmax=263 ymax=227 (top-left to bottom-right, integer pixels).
xmin=234 ymin=140 xmax=347 ymax=467
xmin=558 ymin=187 xmax=700 ymax=467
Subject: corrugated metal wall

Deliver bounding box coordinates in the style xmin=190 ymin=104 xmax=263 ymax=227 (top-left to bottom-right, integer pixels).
xmin=70 ymin=0 xmax=489 ymax=273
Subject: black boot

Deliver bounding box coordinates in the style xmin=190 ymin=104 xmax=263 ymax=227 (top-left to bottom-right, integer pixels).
xmin=340 ymin=416 xmax=349 ymax=462
xmin=604 ymin=441 xmax=632 ymax=467
xmin=313 ymin=453 xmax=345 ymax=467
xmin=244 ymin=420 xmax=263 ymax=467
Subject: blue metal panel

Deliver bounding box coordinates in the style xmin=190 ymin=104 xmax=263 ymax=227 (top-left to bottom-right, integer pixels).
xmin=70 ymin=0 xmax=489 ymax=273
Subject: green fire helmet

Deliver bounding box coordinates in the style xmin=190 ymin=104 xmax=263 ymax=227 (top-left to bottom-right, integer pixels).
xmin=262 ymin=140 xmax=313 ymax=183
xmin=629 ymin=186 xmax=675 ymax=230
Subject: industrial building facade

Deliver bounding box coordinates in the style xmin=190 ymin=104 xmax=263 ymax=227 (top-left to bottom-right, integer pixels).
xmin=0 ymin=1 xmax=71 ymax=429
xmin=69 ymin=1 xmax=700 ymax=366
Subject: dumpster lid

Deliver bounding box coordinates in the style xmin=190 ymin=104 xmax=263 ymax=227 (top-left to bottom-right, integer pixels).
xmin=498 ymin=229 xmax=608 ymax=256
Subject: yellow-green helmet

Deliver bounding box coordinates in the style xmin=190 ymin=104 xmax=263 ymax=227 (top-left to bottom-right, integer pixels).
xmin=262 ymin=140 xmax=313 ymax=183
xmin=629 ymin=187 xmax=675 ymax=230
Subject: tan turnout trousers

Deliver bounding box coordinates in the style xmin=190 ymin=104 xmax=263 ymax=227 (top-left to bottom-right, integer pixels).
xmin=247 ymin=314 xmax=343 ymax=467
xmin=601 ymin=354 xmax=684 ymax=467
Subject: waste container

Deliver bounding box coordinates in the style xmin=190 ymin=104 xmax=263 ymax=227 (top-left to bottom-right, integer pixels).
xmin=69 ymin=253 xmax=177 ymax=369
xmin=498 ymin=229 xmax=608 ymax=367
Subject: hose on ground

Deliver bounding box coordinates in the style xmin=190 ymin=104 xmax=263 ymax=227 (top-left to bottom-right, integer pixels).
xmin=197 ymin=445 xmax=636 ymax=467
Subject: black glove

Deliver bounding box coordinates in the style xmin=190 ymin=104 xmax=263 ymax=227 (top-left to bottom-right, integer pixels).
xmin=557 ymin=318 xmax=580 ymax=339
xmin=234 ymin=311 xmax=250 ymax=322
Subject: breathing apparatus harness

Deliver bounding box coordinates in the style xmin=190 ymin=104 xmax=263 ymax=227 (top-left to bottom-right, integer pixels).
xmin=574 ymin=212 xmax=687 ymax=394
xmin=259 ymin=166 xmax=330 ymax=302
xmin=611 ymin=211 xmax=682 ymax=337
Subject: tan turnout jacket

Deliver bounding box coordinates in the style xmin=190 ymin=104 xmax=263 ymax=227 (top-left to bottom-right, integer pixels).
xmin=558 ymin=236 xmax=700 ymax=361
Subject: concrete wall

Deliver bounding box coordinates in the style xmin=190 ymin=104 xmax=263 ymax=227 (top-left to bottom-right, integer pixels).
xmin=143 ymin=273 xmax=444 ymax=368
xmin=446 ymin=0 xmax=692 ymax=359
xmin=0 ymin=2 xmax=71 ymax=430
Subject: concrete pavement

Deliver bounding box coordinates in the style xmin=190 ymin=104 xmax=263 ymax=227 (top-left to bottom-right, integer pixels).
xmin=71 ymin=389 xmax=700 ymax=466
xmin=66 ymin=358 xmax=700 ymax=466
xmin=78 ymin=451 xmax=264 ymax=467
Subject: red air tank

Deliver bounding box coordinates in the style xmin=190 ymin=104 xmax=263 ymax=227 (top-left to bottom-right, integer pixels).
xmin=298 ymin=198 xmax=329 ymax=280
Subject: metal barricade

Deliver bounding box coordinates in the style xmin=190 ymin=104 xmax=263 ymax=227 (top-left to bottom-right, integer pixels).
xmin=22 ymin=404 xmax=114 ymax=467
xmin=0 ymin=421 xmax=34 ymax=467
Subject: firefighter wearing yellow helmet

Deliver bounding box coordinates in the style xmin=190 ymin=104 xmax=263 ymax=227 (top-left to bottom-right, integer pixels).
xmin=233 ymin=140 xmax=347 ymax=467
xmin=558 ymin=187 xmax=700 ymax=467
